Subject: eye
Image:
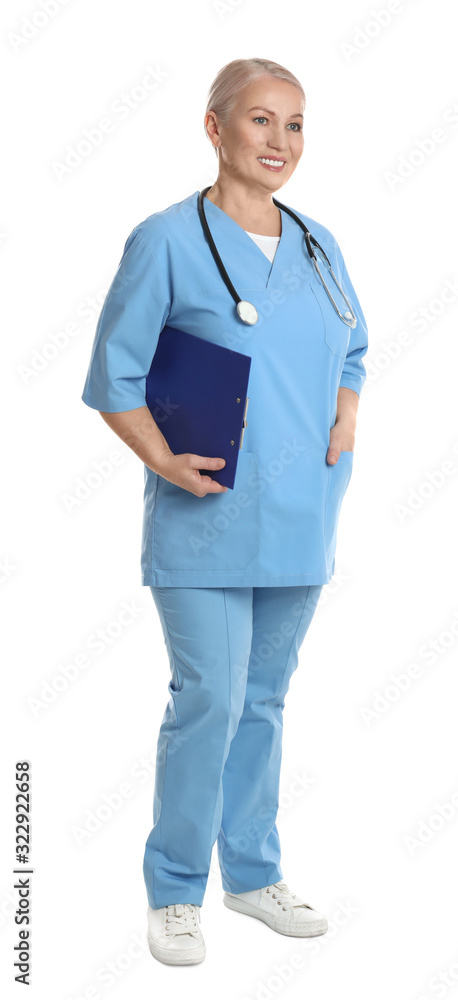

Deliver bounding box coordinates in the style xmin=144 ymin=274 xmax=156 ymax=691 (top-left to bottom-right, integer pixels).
xmin=253 ymin=117 xmax=302 ymax=132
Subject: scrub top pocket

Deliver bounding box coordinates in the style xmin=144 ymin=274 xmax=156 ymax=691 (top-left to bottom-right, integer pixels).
xmin=152 ymin=450 xmax=260 ymax=572
xmin=308 ymin=282 xmax=352 ymax=359
xmin=324 ymin=450 xmax=354 ymax=561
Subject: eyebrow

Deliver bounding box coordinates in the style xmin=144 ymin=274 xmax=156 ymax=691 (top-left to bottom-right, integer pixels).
xmin=247 ymin=106 xmax=304 ymax=119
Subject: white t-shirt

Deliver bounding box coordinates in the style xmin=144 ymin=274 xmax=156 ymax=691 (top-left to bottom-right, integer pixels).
xmin=245 ymin=230 xmax=280 ymax=264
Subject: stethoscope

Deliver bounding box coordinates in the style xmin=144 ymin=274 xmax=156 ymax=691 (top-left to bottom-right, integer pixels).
xmin=198 ymin=186 xmax=357 ymax=329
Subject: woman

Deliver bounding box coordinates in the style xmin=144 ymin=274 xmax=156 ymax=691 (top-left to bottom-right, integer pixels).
xmin=81 ymin=57 xmax=368 ymax=967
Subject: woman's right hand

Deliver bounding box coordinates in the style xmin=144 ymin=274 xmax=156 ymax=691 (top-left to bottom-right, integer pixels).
xmin=99 ymin=408 xmax=228 ymax=495
xmin=157 ymin=452 xmax=228 ymax=496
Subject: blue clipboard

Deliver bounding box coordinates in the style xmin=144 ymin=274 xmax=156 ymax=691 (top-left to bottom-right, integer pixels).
xmin=145 ymin=326 xmax=251 ymax=489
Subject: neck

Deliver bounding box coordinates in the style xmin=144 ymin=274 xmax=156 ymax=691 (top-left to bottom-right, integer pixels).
xmin=205 ymin=176 xmax=282 ymax=237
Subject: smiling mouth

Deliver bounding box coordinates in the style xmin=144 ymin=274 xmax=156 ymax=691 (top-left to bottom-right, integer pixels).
xmin=257 ymin=157 xmax=286 ymax=169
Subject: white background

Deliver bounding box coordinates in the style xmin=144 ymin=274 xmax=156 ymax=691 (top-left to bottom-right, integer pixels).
xmin=2 ymin=0 xmax=458 ymax=996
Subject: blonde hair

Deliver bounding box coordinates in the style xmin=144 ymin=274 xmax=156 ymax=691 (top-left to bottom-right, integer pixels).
xmin=204 ymin=57 xmax=306 ymax=157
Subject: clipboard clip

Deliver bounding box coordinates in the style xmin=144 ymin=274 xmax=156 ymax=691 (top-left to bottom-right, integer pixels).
xmin=239 ymin=396 xmax=249 ymax=449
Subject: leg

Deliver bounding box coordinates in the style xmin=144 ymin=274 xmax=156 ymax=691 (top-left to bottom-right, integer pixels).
xmin=217 ymin=584 xmax=323 ymax=894
xmin=143 ymin=586 xmax=254 ymax=909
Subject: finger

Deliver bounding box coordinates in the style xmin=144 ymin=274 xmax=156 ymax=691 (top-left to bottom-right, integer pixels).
xmin=193 ymin=473 xmax=228 ymax=493
xmin=326 ymin=445 xmax=340 ymax=464
xmin=190 ymin=455 xmax=226 ymax=471
xmin=205 ymin=480 xmax=229 ymax=492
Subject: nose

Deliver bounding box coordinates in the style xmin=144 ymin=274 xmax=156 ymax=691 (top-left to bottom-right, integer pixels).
xmin=266 ymin=129 xmax=289 ymax=153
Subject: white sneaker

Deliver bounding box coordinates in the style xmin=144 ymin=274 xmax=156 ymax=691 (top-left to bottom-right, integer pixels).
xmin=147 ymin=902 xmax=206 ymax=965
xmin=223 ymin=880 xmax=328 ymax=937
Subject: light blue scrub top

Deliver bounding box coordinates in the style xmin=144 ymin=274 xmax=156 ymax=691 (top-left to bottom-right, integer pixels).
xmin=81 ymin=190 xmax=368 ymax=588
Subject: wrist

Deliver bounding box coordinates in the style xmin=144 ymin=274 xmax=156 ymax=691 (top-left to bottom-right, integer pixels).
xmin=154 ymin=448 xmax=175 ymax=477
xmin=334 ymin=414 xmax=357 ymax=431
xmin=336 ymin=387 xmax=359 ymax=427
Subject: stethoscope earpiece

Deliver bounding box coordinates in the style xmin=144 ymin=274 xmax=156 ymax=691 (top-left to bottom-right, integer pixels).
xmin=197 ymin=187 xmax=357 ymax=329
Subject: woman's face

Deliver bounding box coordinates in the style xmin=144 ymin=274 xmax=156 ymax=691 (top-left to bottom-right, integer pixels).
xmin=207 ymin=76 xmax=305 ymax=191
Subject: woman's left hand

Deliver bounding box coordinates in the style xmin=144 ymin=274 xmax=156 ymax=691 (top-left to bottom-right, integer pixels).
xmin=326 ymin=419 xmax=356 ymax=464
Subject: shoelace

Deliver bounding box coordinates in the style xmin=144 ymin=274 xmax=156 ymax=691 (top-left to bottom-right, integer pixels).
xmin=266 ymin=881 xmax=312 ymax=912
xmin=165 ymin=903 xmax=199 ymax=937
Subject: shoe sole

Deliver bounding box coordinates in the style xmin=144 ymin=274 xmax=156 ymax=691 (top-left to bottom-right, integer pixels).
xmin=223 ymin=894 xmax=328 ymax=937
xmin=147 ymin=933 xmax=205 ymax=966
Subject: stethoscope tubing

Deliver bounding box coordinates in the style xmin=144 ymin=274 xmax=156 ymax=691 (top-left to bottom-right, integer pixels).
xmin=198 ymin=186 xmax=357 ymax=329
xmin=198 ymin=187 xmax=241 ymax=308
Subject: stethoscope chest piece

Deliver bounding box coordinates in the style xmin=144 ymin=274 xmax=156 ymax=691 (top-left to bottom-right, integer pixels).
xmin=236 ymin=300 xmax=259 ymax=325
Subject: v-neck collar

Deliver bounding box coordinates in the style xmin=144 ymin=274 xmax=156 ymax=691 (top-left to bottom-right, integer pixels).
xmin=194 ymin=189 xmax=295 ymax=290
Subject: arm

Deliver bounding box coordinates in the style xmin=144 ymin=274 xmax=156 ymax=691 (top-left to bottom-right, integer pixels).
xmin=327 ymin=387 xmax=359 ymax=462
xmin=327 ymin=239 xmax=368 ymax=464
xmin=99 ymin=405 xmax=227 ymax=494
xmin=82 ymin=229 xmax=226 ymax=494
xmin=99 ymin=405 xmax=174 ymax=474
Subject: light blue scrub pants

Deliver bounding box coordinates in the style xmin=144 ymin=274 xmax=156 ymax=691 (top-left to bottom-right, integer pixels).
xmin=143 ymin=584 xmax=323 ymax=910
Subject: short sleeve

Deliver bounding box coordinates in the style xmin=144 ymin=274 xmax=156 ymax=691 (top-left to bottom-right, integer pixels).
xmin=81 ymin=229 xmax=172 ymax=412
xmin=333 ymin=240 xmax=368 ymax=398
